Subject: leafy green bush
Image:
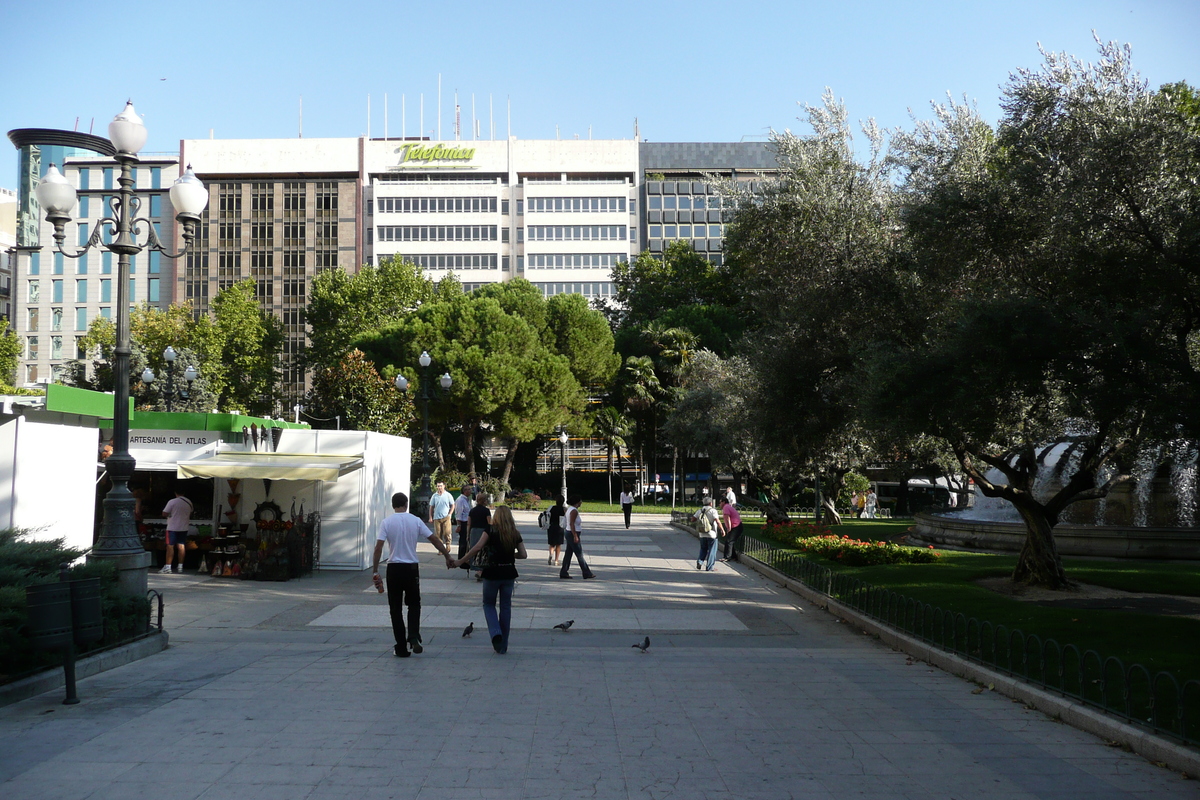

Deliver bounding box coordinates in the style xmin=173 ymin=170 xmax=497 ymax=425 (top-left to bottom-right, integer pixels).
xmin=0 ymin=529 xmax=150 ymax=683
xmin=794 ymin=534 xmax=941 ymax=566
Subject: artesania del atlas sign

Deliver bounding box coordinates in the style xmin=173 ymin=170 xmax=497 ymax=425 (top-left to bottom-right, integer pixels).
xmin=395 ymin=143 xmax=476 ymax=165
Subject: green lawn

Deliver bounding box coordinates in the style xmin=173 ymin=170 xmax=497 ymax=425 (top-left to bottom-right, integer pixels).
xmin=743 ymin=519 xmax=1200 ymax=682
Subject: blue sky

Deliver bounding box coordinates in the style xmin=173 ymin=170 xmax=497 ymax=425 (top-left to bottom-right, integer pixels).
xmin=2 ymin=0 xmax=1197 ymax=190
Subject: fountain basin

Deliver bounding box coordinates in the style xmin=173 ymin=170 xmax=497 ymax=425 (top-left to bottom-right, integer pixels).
xmin=910 ymin=512 xmax=1200 ymax=560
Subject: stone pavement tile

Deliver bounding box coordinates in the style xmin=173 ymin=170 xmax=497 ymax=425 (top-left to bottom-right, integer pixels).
xmin=198 ymin=783 xmax=317 ymax=800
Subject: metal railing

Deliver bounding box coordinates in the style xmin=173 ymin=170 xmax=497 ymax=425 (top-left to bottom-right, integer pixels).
xmin=732 ymin=532 xmax=1200 ymax=745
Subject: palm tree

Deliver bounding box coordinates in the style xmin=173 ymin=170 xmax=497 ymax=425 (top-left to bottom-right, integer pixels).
xmin=621 ymin=355 xmax=663 ymax=497
xmin=593 ymin=406 xmax=630 ymax=505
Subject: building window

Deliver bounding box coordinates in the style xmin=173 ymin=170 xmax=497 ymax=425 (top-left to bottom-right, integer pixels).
xmin=375 ymin=225 xmax=498 ymax=242
xmin=75 ymin=308 xmax=87 ymax=331
xmin=526 ymin=197 xmax=626 ymax=213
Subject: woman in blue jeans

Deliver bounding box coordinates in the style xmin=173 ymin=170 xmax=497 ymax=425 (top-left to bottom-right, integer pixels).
xmin=454 ymin=505 xmax=527 ymax=653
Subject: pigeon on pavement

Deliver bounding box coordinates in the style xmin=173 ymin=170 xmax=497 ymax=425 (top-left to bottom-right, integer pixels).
xmin=554 ymin=620 xmax=574 ymax=630
xmin=632 ymin=636 xmax=650 ymax=652
xmin=462 ymin=622 xmax=474 ymax=638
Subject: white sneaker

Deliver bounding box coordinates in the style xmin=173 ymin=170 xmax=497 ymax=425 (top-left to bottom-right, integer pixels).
xmin=159 ymin=565 xmax=173 ymax=574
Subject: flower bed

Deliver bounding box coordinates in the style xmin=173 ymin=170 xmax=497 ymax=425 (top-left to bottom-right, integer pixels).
xmin=764 ymin=521 xmax=940 ymax=566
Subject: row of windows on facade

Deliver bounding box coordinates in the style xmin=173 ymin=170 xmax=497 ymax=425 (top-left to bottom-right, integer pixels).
xmin=217 ymin=221 xmax=338 ymax=242
xmin=454 ymin=281 xmax=615 ymax=298
xmin=399 ymin=253 xmax=627 ymax=271
xmin=73 ymin=166 xmax=164 ymax=190
xmin=646 ymin=195 xmax=725 ymax=210
xmin=371 ymin=197 xmax=633 ymax=215
xmin=217 ymin=182 xmax=339 ymax=214
xmin=24 ymin=249 xmax=162 ymax=276
xmin=648 ymin=224 xmax=725 ymax=239
xmin=26 ymin=278 xmax=163 ymax=311
xmin=370 ymin=225 xmax=633 ymax=244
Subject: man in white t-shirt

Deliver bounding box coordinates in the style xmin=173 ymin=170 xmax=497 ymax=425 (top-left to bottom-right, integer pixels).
xmin=372 ymin=492 xmax=454 ymax=657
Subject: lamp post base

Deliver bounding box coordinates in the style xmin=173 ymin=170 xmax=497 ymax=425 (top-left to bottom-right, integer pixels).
xmin=87 ymin=550 xmax=151 ymax=597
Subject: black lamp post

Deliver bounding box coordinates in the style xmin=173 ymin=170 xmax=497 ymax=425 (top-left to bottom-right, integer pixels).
xmin=558 ymin=429 xmax=569 ymax=502
xmin=16 ymin=102 xmax=209 ymax=596
xmin=142 ymin=346 xmax=199 ymax=412
xmin=394 ymin=350 xmax=451 ymax=519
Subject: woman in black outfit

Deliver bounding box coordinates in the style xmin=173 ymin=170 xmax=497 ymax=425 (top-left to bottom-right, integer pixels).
xmin=467 ymin=492 xmax=492 ymax=581
xmin=546 ymin=494 xmax=566 ymax=566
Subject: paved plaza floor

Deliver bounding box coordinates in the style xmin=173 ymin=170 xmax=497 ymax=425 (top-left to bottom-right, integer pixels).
xmin=0 ymin=512 xmax=1195 ymax=799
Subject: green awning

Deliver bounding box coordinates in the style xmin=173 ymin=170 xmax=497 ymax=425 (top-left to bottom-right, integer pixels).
xmin=176 ymin=452 xmax=364 ymax=482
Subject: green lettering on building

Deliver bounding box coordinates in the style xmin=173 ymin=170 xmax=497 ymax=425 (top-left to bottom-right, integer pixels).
xmin=397 ymin=143 xmax=476 ymax=164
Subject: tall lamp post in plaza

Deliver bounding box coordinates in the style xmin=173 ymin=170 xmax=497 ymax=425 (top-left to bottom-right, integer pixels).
xmin=12 ymin=103 xmax=210 ymax=596
xmin=558 ymin=429 xmax=569 ymax=502
xmin=394 ymin=351 xmax=452 ymax=519
xmin=141 ymin=346 xmax=199 ymax=412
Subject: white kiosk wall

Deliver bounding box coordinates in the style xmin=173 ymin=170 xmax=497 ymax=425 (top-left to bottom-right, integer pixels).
xmin=0 ymin=417 xmax=98 ymax=552
xmin=275 ymin=429 xmax=411 ymax=570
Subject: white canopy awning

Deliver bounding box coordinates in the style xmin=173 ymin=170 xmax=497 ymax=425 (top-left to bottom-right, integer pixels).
xmin=176 ymin=452 xmax=364 ymax=482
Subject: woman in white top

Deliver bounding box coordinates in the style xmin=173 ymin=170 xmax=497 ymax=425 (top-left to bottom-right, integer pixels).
xmin=619 ymin=485 xmax=634 ymax=529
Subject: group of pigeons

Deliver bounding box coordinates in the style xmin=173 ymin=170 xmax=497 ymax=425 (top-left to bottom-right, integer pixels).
xmin=459 ymin=619 xmax=649 ymax=652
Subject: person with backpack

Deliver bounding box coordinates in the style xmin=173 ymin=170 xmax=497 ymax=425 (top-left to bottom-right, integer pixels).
xmin=692 ymin=497 xmax=725 ymax=571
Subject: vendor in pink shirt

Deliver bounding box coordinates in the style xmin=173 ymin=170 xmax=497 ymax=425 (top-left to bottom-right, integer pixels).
xmin=159 ymin=490 xmax=194 ymax=574
xmin=718 ymin=497 xmax=743 ymax=563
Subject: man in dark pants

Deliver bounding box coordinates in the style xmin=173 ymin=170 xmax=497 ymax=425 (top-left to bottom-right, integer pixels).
xmin=372 ymin=492 xmax=454 ymax=657
xmin=559 ymin=494 xmax=596 ymax=580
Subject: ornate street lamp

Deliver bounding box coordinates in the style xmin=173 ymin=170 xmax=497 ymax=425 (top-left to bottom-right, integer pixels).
xmin=142 ymin=346 xmax=199 ymax=412
xmin=558 ymin=429 xmax=569 ymax=503
xmin=19 ymin=102 xmax=209 ymax=596
xmin=394 ymin=351 xmax=452 ymax=519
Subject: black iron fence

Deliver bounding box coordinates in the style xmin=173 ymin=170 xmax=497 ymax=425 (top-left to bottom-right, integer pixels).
xmin=721 ymin=527 xmax=1200 ymax=746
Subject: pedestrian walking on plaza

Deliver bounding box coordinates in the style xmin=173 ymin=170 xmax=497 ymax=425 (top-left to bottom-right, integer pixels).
xmin=454 ymin=506 xmax=527 ymax=654
xmin=454 ymin=483 xmax=473 ymax=567
xmin=719 ymin=497 xmax=743 ymax=563
xmin=620 ymin=485 xmax=634 ymax=529
xmin=428 ymin=481 xmax=455 ymax=549
xmin=692 ymin=497 xmax=725 ymax=571
xmin=546 ymin=493 xmax=566 ymax=566
xmin=468 ymin=492 xmax=493 ymax=581
xmin=559 ymin=495 xmax=595 ymax=579
xmin=160 ymin=489 xmax=194 ymax=574
xmin=371 ymin=492 xmax=454 ymax=657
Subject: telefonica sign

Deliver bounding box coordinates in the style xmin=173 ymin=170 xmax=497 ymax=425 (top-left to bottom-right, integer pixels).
xmin=395 ymin=143 xmax=476 ymax=166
